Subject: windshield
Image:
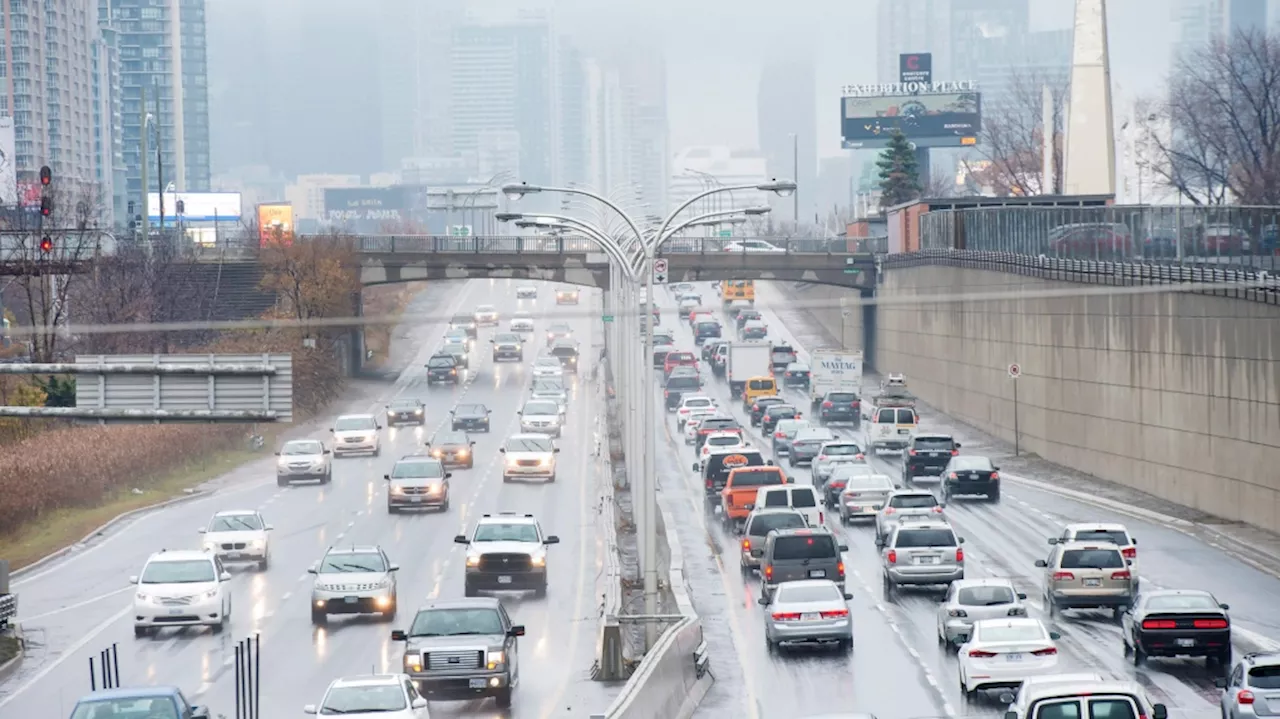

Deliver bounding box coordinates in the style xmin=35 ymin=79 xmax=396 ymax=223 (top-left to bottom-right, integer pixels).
xmin=209 ymin=514 xmax=263 ymax=532
xmin=408 ymin=608 xmax=504 ymax=637
xmin=771 ymin=535 xmax=837 ymax=560
xmin=1072 ymin=530 xmax=1130 ymax=545
xmin=684 ymin=398 xmax=713 ymax=407
xmin=433 ymin=432 xmax=467 ymax=445
xmin=771 ymin=350 xmax=795 ymax=361
xmin=1060 ymin=549 xmax=1124 ymax=569
xmin=319 ymin=553 xmax=386 ymax=573
xmin=828 ymin=392 xmax=858 ymax=402
xmin=474 ymin=523 xmax=540 ymax=542
xmin=334 ymin=416 xmax=375 ymax=431
xmin=549 ymin=325 xmax=571 ymax=334
xmin=822 ymin=444 xmax=862 ymax=455
xmin=320 ymin=685 xmax=406 ymax=714
xmin=776 ymin=583 xmax=842 ymax=603
xmin=978 ymin=623 xmax=1046 ymax=642
xmin=766 ymin=405 xmax=797 ymax=417
xmin=140 ymin=559 xmax=215 ymax=584
xmin=702 ymin=419 xmax=740 ymax=431
xmin=552 ymin=346 xmax=578 ymax=355
xmin=1146 ymin=594 xmax=1219 ymax=611
xmin=523 ymin=402 xmax=559 ymax=416
xmin=833 ymin=465 xmax=877 ymax=481
xmin=282 ymin=440 xmax=322 ymax=455
xmin=729 ymin=469 xmax=784 ymax=488
xmin=456 ymin=405 xmax=485 ymax=416
xmin=506 ymin=437 xmax=553 ymax=452
xmin=958 ymin=585 xmax=1016 ymax=606
xmin=72 ymin=698 xmax=179 ymax=719
xmin=895 ymin=529 xmax=958 ymax=548
xmin=950 ymin=458 xmax=995 ymax=472
xmin=667 ymin=377 xmax=701 ymax=390
xmin=444 ymin=345 xmax=465 ymax=355
xmin=708 ymin=435 xmax=740 ymax=447
xmin=427 ymin=357 xmax=455 ymax=368
xmin=889 ymin=494 xmax=938 ymax=509
xmin=748 ymin=512 xmax=807 ymax=536
xmin=495 ymin=334 xmax=521 ymax=343
xmin=391 ymin=460 xmax=444 ymax=479
xmin=389 ymin=400 xmax=420 ymax=410
xmin=845 ymin=474 xmax=892 ymax=489
xmin=914 ymin=437 xmax=955 ymax=450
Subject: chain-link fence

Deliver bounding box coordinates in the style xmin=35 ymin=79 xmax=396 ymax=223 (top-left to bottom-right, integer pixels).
xmin=919 ymin=205 xmax=1280 ymax=269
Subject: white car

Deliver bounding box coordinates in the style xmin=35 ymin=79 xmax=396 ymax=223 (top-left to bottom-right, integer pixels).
xmin=199 ymin=510 xmax=273 ymax=570
xmin=331 ymin=414 xmax=381 ymax=457
xmin=532 ymin=356 xmax=565 ymax=379
xmin=937 ymin=578 xmax=1029 ymax=645
xmin=700 ymin=430 xmax=747 ymax=459
xmin=131 ymin=550 xmax=231 ymax=637
xmin=473 ymin=305 xmax=499 ymax=326
xmin=723 ymin=239 xmax=785 ymax=253
xmin=530 ymin=379 xmax=568 ymax=409
xmin=676 ymin=395 xmax=717 ymax=431
xmin=500 ymin=434 xmax=559 ymax=482
xmin=682 ymin=410 xmax=720 ymax=444
xmin=957 ymin=617 xmax=1061 ymax=697
xmin=510 ymin=312 xmax=535 ymax=333
xmin=515 ymin=286 xmax=538 ymax=299
xmin=519 ymin=399 xmax=563 ymax=438
xmin=275 ymin=439 xmax=332 ymax=486
xmin=304 ymin=674 xmax=429 ymax=717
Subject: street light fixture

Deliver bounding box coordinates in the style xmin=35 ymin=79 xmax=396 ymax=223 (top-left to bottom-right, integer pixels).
xmin=494 ymin=212 xmax=524 ymax=223
xmin=501 ymin=183 xmax=542 ymax=201
xmin=758 ymin=179 xmax=798 ymax=197
xmin=742 ymin=205 xmax=773 ymax=216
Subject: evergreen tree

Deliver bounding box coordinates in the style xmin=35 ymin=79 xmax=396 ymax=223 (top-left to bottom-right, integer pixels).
xmin=876 ymin=131 xmax=923 ymax=209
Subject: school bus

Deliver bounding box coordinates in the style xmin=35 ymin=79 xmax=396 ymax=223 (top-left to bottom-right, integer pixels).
xmin=720 ymin=279 xmax=755 ymax=305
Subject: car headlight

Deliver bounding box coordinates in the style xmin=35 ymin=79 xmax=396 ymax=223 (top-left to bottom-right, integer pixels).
xmin=456 ymin=448 xmax=469 ymax=457
xmin=531 ymin=555 xmax=546 ymax=567
xmin=251 ymin=539 xmax=266 ymax=548
xmin=487 ymin=650 xmax=505 ymax=669
xmin=391 ymin=485 xmax=405 ymax=494
xmin=202 ymin=542 xmax=216 ymax=552
xmin=431 ymin=450 xmax=443 ymax=457
xmin=136 ymin=592 xmax=151 ymax=603
xmin=466 ymin=555 xmax=481 ymax=567
xmin=404 ymin=653 xmax=422 ymax=672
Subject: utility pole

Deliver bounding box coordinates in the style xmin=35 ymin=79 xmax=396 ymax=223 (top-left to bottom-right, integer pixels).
xmin=139 ymin=85 xmax=150 ymax=242
xmin=156 ymin=85 xmax=164 ymax=232
xmin=792 ymin=133 xmax=799 ymax=225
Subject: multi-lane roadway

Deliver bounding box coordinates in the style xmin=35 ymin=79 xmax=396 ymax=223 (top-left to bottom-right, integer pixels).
xmin=648 ymin=281 xmax=1280 ymax=719
xmin=0 ymin=279 xmax=617 ymax=718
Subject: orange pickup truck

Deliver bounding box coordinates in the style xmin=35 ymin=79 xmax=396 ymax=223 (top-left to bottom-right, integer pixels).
xmin=720 ymin=466 xmax=789 ymax=531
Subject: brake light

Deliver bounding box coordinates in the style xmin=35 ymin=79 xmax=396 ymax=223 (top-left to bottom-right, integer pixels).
xmin=819 ymin=512 xmax=825 ymax=525
xmin=851 ymin=401 xmax=859 ymax=408
xmin=1111 ymin=570 xmax=1131 ymax=579
xmin=772 ymin=612 xmax=801 ymax=621
xmin=1143 ymin=619 xmax=1177 ymax=629
xmin=1121 ymin=547 xmax=1136 ymax=558
xmin=836 ymin=561 xmax=844 ymax=577
xmin=931 ymin=506 xmax=944 ymax=513
xmin=968 ymin=650 xmax=997 ymax=658
xmin=908 ymin=449 xmax=917 ymax=456
xmin=817 ymin=455 xmax=827 ymax=461
xmin=884 ymin=508 xmax=895 ymax=515
xmin=1052 ymin=571 xmax=1075 ymax=580
xmin=763 ymin=565 xmax=773 ymax=580
xmin=822 ymin=401 xmax=833 ymax=408
xmin=1238 ymin=690 xmax=1256 ymax=705
xmin=785 ymin=372 xmax=792 ymax=377
xmin=956 ymin=548 xmax=964 ymax=562
xmin=742 ymin=538 xmax=751 ymax=551
xmin=705 ymin=479 xmax=712 ymax=489
xmin=1031 ymin=647 xmax=1058 ymax=656
xmin=664 ymin=390 xmax=669 ymax=398
xmin=1194 ymin=619 xmax=1229 ymax=629
xmin=820 ymin=609 xmax=849 ymax=619
xmin=887 ymin=550 xmax=897 ymax=564
xmin=951 ymin=449 xmax=959 ymax=456
xmin=752 ymin=404 xmax=760 ymax=411
xmin=990 ymin=472 xmax=1000 ymax=480
xmin=855 ymin=454 xmax=865 ymax=460
xmin=775 ymin=431 xmax=785 ymax=438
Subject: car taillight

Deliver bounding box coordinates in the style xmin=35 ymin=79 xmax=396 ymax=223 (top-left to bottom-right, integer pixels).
xmin=886 ymin=550 xmax=897 ymax=564
xmin=908 ymin=449 xmax=917 ymax=456
xmin=705 ymin=479 xmax=712 ymax=489
xmin=763 ymin=565 xmax=773 ymax=580
xmin=951 ymin=449 xmax=959 ymax=456
xmin=664 ymin=390 xmax=669 ymax=397
xmin=1052 ymin=571 xmax=1075 ymax=580
xmin=956 ymin=548 xmax=964 ymax=561
xmin=1143 ymin=619 xmax=1177 ymax=629
xmin=820 ymin=609 xmax=849 ymax=619
xmin=884 ymin=508 xmax=895 ymax=515
xmin=990 ymin=472 xmax=1000 ymax=480
xmin=775 ymin=431 xmax=785 ymax=438
xmin=855 ymin=454 xmax=865 ymax=460
xmin=772 ymin=612 xmax=801 ymax=621
xmin=742 ymin=538 xmax=751 ymax=551
xmin=968 ymin=650 xmax=997 ymax=658
xmin=1194 ymin=619 xmax=1229 ymax=629
xmin=851 ymin=401 xmax=859 ymax=408
xmin=822 ymin=401 xmax=833 ymax=408
xmin=785 ymin=372 xmax=792 ymax=377
xmin=949 ymin=609 xmax=968 ymax=617
xmin=817 ymin=455 xmax=827 ymax=461
xmin=752 ymin=405 xmax=759 ymax=411
xmin=1111 ymin=570 xmax=1131 ymax=579
xmin=836 ymin=561 xmax=843 ymax=576
xmin=1238 ymin=691 xmax=1256 ymax=705
xmin=1121 ymin=547 xmax=1136 ymax=558
xmin=1031 ymin=647 xmax=1057 ymax=656
xmin=931 ymin=506 xmax=944 ymax=513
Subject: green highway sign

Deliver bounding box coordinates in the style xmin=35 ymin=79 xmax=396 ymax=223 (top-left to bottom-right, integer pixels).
xmin=843 ymin=268 xmax=862 ymax=275
xmin=449 ymin=225 xmax=472 ymax=237
xmin=718 ymin=229 xmax=733 ymax=237
xmin=602 ymin=315 xmax=615 ymax=323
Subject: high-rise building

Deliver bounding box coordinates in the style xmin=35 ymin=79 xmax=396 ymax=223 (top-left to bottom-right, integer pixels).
xmin=555 ymin=39 xmax=589 ymax=187
xmin=876 ymin=0 xmax=1030 ymax=83
xmin=758 ymin=59 xmax=818 ymax=225
xmin=107 ymin=0 xmax=212 ymax=207
xmin=92 ymin=17 xmax=127 ymax=224
xmin=1174 ymin=0 xmax=1268 ymax=55
xmin=582 ymin=52 xmax=668 ymax=215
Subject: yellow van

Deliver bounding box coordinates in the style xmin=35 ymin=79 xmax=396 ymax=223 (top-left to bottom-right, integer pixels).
xmin=742 ymin=375 xmax=777 ymax=407
xmin=720 ymin=280 xmax=756 ymax=305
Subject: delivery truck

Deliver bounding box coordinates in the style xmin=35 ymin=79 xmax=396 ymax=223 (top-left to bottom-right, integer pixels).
xmin=727 ymin=342 xmax=772 ymax=399
xmin=808 ymin=350 xmax=864 ymax=410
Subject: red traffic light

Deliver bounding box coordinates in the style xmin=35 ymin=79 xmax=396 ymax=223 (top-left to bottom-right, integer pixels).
xmin=40 ymin=197 xmax=52 ymax=216
xmin=39 ymin=166 xmax=51 ymax=186
xmin=39 ymin=236 xmax=53 ymax=253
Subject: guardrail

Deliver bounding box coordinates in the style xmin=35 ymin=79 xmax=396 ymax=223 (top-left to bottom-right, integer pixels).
xmin=882 ymin=249 xmax=1280 ymax=305
xmin=0 ymin=593 xmax=16 ymax=628
xmin=350 ymin=235 xmax=862 ymax=256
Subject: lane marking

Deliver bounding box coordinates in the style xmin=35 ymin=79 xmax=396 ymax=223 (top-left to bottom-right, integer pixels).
xmin=14 ymin=586 xmax=132 ymax=624
xmin=0 ymin=604 xmax=133 ymax=710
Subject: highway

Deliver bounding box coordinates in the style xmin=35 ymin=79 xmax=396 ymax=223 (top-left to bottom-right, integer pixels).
xmin=0 ymin=279 xmax=616 ymax=718
xmin=648 ymin=281 xmax=1280 ymax=719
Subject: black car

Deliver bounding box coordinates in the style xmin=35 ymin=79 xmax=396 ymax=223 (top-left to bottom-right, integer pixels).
xmin=782 ymin=362 xmax=810 ymax=388
xmin=760 ymin=403 xmax=800 ymax=435
xmin=426 ymin=354 xmax=460 ymax=384
xmin=694 ymin=320 xmax=722 ymax=345
xmin=428 ymin=431 xmax=476 ymax=469
xmin=748 ymin=396 xmax=787 ymax=426
xmin=770 ymin=345 xmax=798 ymax=373
xmin=903 ymin=434 xmax=961 ymax=482
xmin=735 ymin=309 xmax=762 ymax=329
xmin=442 ymin=343 xmax=470 ymax=368
xmin=491 ymin=333 xmax=525 ymax=362
xmin=664 ymin=372 xmax=702 ymax=411
xmin=939 ymin=455 xmax=1000 ymax=501
xmin=1124 ymin=589 xmax=1231 ymax=666
xmin=817 ymin=390 xmax=862 ymax=423
xmin=550 ymin=341 xmax=580 ymax=372
xmin=385 ymin=398 xmax=426 ymax=426
xmin=451 ymin=403 xmax=492 ymax=432
xmin=546 ymin=323 xmax=573 ymax=347
xmin=449 ymin=314 xmax=478 ymax=339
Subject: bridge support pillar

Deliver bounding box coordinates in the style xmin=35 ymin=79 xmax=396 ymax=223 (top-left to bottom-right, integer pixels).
xmin=861 ymin=288 xmax=877 ymax=372
xmin=350 ymin=290 xmax=365 ymax=377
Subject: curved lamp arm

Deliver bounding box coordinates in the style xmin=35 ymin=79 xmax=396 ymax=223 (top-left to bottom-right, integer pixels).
xmin=503 ymin=183 xmax=648 ymax=254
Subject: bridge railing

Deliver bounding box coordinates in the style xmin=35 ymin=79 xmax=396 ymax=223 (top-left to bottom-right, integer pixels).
xmin=352 ymin=235 xmax=864 ymax=256
xmin=919 ymin=204 xmax=1280 ymax=269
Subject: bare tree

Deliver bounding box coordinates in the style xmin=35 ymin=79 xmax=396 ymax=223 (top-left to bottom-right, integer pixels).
xmin=961 ymin=69 xmax=1068 ymax=197
xmin=1138 ymin=29 xmax=1280 ymax=205
xmin=257 ymin=232 xmax=359 ymax=338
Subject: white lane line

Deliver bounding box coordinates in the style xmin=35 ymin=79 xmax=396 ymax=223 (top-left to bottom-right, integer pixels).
xmin=15 ymin=586 xmax=132 ymax=624
xmin=0 ymin=604 xmax=133 ymax=710
xmin=281 ymin=591 xmax=292 ymax=601
xmin=194 ymin=681 xmax=212 ymax=698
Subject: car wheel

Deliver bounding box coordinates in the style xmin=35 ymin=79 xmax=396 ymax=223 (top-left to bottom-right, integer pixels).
xmin=442 ymin=496 xmax=450 ymax=512
xmin=258 ymin=556 xmax=269 ymax=571
xmin=548 ymin=474 xmax=557 ymax=483
xmin=323 ymin=471 xmax=332 ymax=484
xmin=882 ymin=574 xmax=895 ymax=598
xmin=1132 ymin=640 xmax=1146 ymax=665
xmin=765 ymin=636 xmax=777 ymax=654
xmin=133 ymin=625 xmax=150 ymax=638
xmin=839 ymin=637 xmax=853 ymax=653
xmin=494 ymin=687 xmax=513 ymax=709
xmin=988 ymin=488 xmax=1001 ymax=502
xmin=385 ymin=602 xmax=397 ymax=622
xmin=373 ymin=447 xmax=381 ymax=457
xmin=276 ymin=477 xmax=288 ymax=487
xmin=464 ymin=581 xmax=478 ymax=598
xmin=311 ymin=607 xmax=326 ymax=625
xmin=535 ymin=582 xmax=548 ymax=599
xmin=1047 ymin=596 xmax=1059 ymax=617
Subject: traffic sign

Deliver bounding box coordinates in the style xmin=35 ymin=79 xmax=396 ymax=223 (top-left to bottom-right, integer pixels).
xmin=1007 ymin=363 xmax=1021 ymax=379
xmin=717 ymin=229 xmax=733 ymax=237
xmin=652 ymin=258 xmax=668 ymax=283
xmin=602 ymin=315 xmax=614 ymax=323
xmin=449 ymin=225 xmax=472 ymax=237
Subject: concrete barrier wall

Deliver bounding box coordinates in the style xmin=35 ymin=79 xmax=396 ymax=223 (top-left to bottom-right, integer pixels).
xmin=872 ymin=265 xmax=1280 ymax=530
xmin=779 ymin=282 xmax=865 ymax=352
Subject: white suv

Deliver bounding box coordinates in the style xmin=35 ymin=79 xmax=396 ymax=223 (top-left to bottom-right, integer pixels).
xmin=131 ymin=550 xmax=231 ymax=637
xmin=500 ymin=434 xmax=559 ymax=482
xmin=331 ymin=414 xmax=382 ymax=457
xmin=198 ymin=510 xmax=273 ymax=570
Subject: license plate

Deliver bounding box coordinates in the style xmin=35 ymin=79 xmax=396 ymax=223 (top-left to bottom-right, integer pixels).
xmin=808 ymin=569 xmax=826 ymax=578
xmin=225 ymin=552 xmax=241 ymax=559
xmin=497 ymin=576 xmax=512 ymax=584
xmin=168 ymin=608 xmax=183 ymax=615
xmin=1006 ymin=653 xmax=1024 ymax=662
xmin=469 ymin=679 xmax=488 ymax=689
xmin=848 ymin=505 xmax=862 ymax=511
xmin=344 ymin=596 xmax=358 ymax=604
xmin=898 ymin=429 xmax=910 ymax=435
xmin=969 ymin=473 xmax=979 ymax=479
xmin=1083 ymin=578 xmax=1102 ymax=587
xmin=1176 ymin=638 xmax=1196 ymax=647
xmin=916 ymin=556 xmax=939 ymax=565
xmin=410 ymin=497 xmax=422 ymax=503
xmin=801 ymin=613 xmax=821 ymax=621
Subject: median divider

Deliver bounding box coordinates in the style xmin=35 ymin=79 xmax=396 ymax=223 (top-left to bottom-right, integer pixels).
xmin=593 ymin=349 xmax=626 ymax=681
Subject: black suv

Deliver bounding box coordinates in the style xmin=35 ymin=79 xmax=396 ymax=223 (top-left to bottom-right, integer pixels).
xmin=451 ymin=404 xmax=492 ymax=432
xmin=449 ymin=314 xmax=478 ymax=339
xmin=902 ymin=434 xmax=960 ymax=482
xmin=749 ymin=396 xmax=787 ymax=426
xmin=817 ymin=390 xmax=862 ymax=423
xmin=664 ymin=370 xmax=702 ymax=411
xmin=550 ymin=340 xmax=580 ymax=372
xmin=782 ymin=363 xmax=810 ymax=389
xmin=385 ymin=398 xmax=425 ymax=426
xmin=760 ymin=403 xmax=800 ymax=435
xmin=735 ymin=308 xmax=762 ymax=329
xmin=427 ymin=430 xmax=475 ymax=469
xmin=426 ymin=354 xmax=460 ymax=384
xmin=693 ymin=319 xmax=722 ymax=344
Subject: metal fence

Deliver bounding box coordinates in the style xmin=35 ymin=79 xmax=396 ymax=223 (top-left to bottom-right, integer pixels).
xmin=919 ymin=205 xmax=1280 ymax=269
xmin=350 ymin=235 xmax=861 ymax=256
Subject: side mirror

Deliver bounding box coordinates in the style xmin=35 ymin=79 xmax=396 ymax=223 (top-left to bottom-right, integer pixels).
xmin=191 ymin=708 xmax=210 ymax=719
xmin=323 ymin=449 xmax=331 ymax=454
xmin=843 ymin=593 xmax=853 ymax=601
xmin=955 ymin=443 xmax=961 ymax=448
xmin=1047 ymin=537 xmax=1059 ymax=545
xmin=391 ymin=629 xmax=407 ymax=641
xmin=757 ymin=597 xmax=769 ymax=606
xmin=220 ymin=572 xmax=232 ymax=582
xmin=384 ymin=474 xmax=391 ymax=480
xmin=328 ymin=428 xmax=334 ymax=433
xmin=692 ymin=463 xmax=699 ymax=471
xmin=454 ymin=535 xmax=468 ymax=544
xmin=545 ymin=536 xmax=561 ymax=544
xmin=197 ymin=528 xmax=206 ymax=534
xmin=766 ymin=459 xmax=774 ymax=466
xmin=303 ymin=708 xmax=318 ymax=716
xmin=838 ymin=544 xmax=849 ymax=552
xmin=1131 ymin=537 xmax=1138 ymax=545
xmin=1220 ymin=603 xmax=1230 ymax=610
xmin=958 ymin=537 xmax=965 ymax=544
xmin=998 ymin=694 xmax=1016 ymax=706
xmin=1034 ymin=559 xmax=1048 ymax=568
xmin=445 ymin=473 xmax=453 ymax=479
xmin=1049 ymin=631 xmax=1061 ymax=640
xmin=554 ymin=447 xmax=561 ymax=453
xmin=449 ymin=410 xmax=456 ymax=414
xmin=1153 ymin=705 xmax=1168 ymax=719
xmin=517 ymin=411 xmax=523 ymax=415
xmin=1214 ymin=677 xmax=1228 ymax=689
xmin=129 ymin=575 xmax=139 ymax=584
xmin=411 ymin=697 xmax=428 ymax=709
xmin=510 ymin=625 xmax=526 ymax=637
xmin=1016 ymin=592 xmax=1027 ymax=600
xmin=499 ymin=448 xmax=506 ymax=453
xmin=376 ymin=425 xmax=382 ymax=430
xmin=307 ymin=566 xmax=318 ymax=574
xmin=265 ymin=525 xmax=274 ymax=531
xmin=992 ymin=465 xmax=999 ymax=471
xmin=388 ymin=564 xmax=399 ymax=572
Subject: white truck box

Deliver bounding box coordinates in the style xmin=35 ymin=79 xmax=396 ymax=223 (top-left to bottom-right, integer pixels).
xmin=809 ymin=350 xmax=864 ymax=408
xmin=727 ymin=342 xmax=772 ymax=398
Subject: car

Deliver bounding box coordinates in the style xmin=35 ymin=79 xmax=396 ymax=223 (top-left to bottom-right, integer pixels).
xmin=881 ymin=519 xmax=965 ymax=595
xmin=426 ymin=430 xmax=475 ymax=469
xmin=753 ymin=485 xmax=823 ymax=529
xmin=693 ymin=318 xmax=722 ymax=344
xmin=386 ymin=455 xmax=451 ymax=512
xmin=902 ymin=433 xmax=961 ymax=482
xmin=937 ymin=578 xmax=1029 ymax=646
xmin=70 ymin=687 xmax=212 ymax=719
xmin=500 ymin=434 xmax=559 ymax=482
xmin=441 ymin=342 xmax=470 ymax=369
xmin=1000 ymin=673 xmax=1109 ymax=717
xmin=198 ymin=510 xmax=272 ymax=570
xmin=455 ymin=512 xmax=560 ymax=597
xmin=519 ymin=399 xmax=563 ymax=437
xmin=724 ymin=239 xmax=785 ymax=253
xmin=385 ymin=398 xmax=426 ymax=426
xmin=683 ymin=410 xmax=721 ymax=445
xmin=303 ymin=674 xmax=428 ymax=717
xmin=771 ymin=418 xmax=810 ymax=455
xmin=770 ymin=344 xmax=799 ymax=373
xmin=662 ymin=350 xmax=698 ymax=376
xmin=653 ymin=328 xmax=676 ymax=347
xmin=759 ymin=579 xmax=854 ymax=653
xmin=748 ymin=396 xmax=785 ymax=426
xmin=1217 ymin=651 xmax=1280 ymax=718
xmin=275 ymin=439 xmax=332 ymax=485
xmin=546 ymin=323 xmax=573 ymax=346
xmin=1004 ymin=680 xmax=1168 ymax=719
xmin=516 ymin=285 xmax=538 ymax=299
xmin=131 ymin=550 xmax=231 ymax=637
xmin=740 ymin=319 xmax=768 ymax=340
xmin=652 ymin=343 xmax=676 ymax=369
xmin=331 ymin=413 xmax=382 ymax=457
xmin=392 ymin=597 xmax=524 ymax=708
xmin=782 ymin=362 xmax=811 ymax=388
xmin=701 ymin=337 xmax=726 ymax=362
xmin=449 ymin=314 xmax=478 ymax=339
xmin=676 ymin=394 xmax=717 ymax=431
xmin=787 ymin=427 xmax=836 ymax=467
xmin=875 ymin=489 xmax=945 ymax=545
xmin=529 ymin=356 xmax=564 ymax=381
xmin=739 ymin=508 xmax=808 ymax=574
xmin=693 ymin=416 xmax=744 ymax=452
xmin=1123 ymin=589 xmax=1232 ymax=667
xmin=760 ymin=403 xmax=801 ymax=435
xmin=817 ymin=390 xmax=862 ymax=425
xmin=759 ymin=527 xmax=848 ymax=602
xmin=735 ymin=308 xmax=763 ymax=329
xmin=835 ymin=472 xmax=897 ymax=523
xmin=677 ymin=297 xmax=699 ymax=319
xmin=426 ymin=354 xmax=461 ymax=384
xmin=1051 ymin=523 xmax=1138 ymax=573
xmin=444 ymin=327 xmax=473 ymax=349
xmin=941 ymin=455 xmax=1001 ymax=501
xmin=957 ymin=618 xmax=1062 ymax=698
xmin=555 ymin=287 xmax=580 ymax=304
xmin=697 ymin=446 xmax=769 ymax=511
xmin=491 ymin=332 xmax=525 ymax=362
xmin=811 ymin=440 xmax=865 ymax=481
xmin=473 ymin=304 xmax=499 ymax=326
xmin=509 ymin=311 xmax=535 ymax=333
xmin=699 ymin=429 xmax=746 ymax=458
xmin=530 ymin=379 xmax=568 ymax=408
xmin=549 ymin=339 xmax=580 ymax=372
xmin=1035 ymin=541 xmax=1135 ymax=618
xmin=309 ymin=545 xmax=399 ymax=624
xmin=451 ymin=403 xmax=492 ymax=432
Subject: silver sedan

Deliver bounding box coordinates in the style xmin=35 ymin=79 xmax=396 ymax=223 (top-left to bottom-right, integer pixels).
xmin=759 ymin=579 xmax=853 ymax=653
xmin=936 ymin=577 xmax=1029 ymax=646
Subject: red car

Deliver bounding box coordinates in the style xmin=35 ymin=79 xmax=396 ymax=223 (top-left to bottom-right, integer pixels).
xmin=663 ymin=351 xmax=698 ymax=375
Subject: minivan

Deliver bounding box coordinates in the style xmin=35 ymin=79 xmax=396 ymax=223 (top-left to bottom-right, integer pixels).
xmin=869 ymin=405 xmax=918 ymax=452
xmin=753 ymin=485 xmax=823 ymax=529
xmin=760 ymin=527 xmax=848 ymax=602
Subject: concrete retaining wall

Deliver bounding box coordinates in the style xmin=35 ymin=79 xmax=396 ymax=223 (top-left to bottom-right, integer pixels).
xmin=780 ymin=282 xmax=865 ymax=352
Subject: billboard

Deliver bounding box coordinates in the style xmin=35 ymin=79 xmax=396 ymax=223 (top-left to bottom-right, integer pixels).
xmin=0 ymin=117 xmax=15 ymax=206
xmin=899 ymin=53 xmax=932 ymax=84
xmin=840 ymin=91 xmax=982 ymax=149
xmin=146 ymin=192 xmax=242 ymax=222
xmin=257 ymin=203 xmax=294 ymax=247
xmin=324 ymin=187 xmax=408 ymax=231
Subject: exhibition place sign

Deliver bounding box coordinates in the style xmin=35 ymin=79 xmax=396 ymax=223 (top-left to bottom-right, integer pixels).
xmin=841 ymin=80 xmax=977 ymax=97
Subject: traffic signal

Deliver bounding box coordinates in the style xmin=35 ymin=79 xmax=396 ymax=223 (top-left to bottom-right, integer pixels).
xmin=39 ymin=166 xmax=51 ymax=186
xmin=39 ymin=236 xmax=52 ymax=253
xmin=176 ymin=199 xmax=185 ymax=215
xmin=40 ymin=196 xmax=52 ymax=217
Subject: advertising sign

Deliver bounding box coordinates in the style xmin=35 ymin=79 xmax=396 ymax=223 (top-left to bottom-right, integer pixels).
xmin=0 ymin=117 xmax=15 ymax=206
xmin=899 ymin=53 xmax=933 ymax=84
xmin=146 ymin=192 xmax=242 ymax=222
xmin=841 ymin=92 xmax=981 ymax=149
xmin=257 ymin=203 xmax=295 ymax=247
xmin=324 ymin=187 xmax=408 ymax=230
